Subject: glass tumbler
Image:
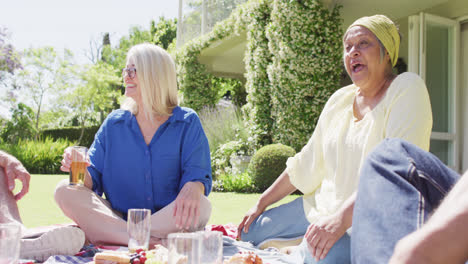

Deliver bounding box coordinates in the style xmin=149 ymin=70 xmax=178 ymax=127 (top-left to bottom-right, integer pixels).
xmin=127 ymin=208 xmax=151 ymax=252
xmin=197 ymin=231 xmax=223 ymax=264
xmin=168 ymin=232 xmax=201 ymax=264
xmin=0 ymin=223 xmax=21 ymax=264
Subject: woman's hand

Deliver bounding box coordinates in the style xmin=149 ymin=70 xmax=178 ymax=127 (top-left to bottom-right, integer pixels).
xmin=305 ymin=213 xmax=347 ymax=261
xmin=173 ymin=181 xmax=205 ymax=230
xmin=237 ymin=203 xmax=266 ymax=239
xmin=60 ymin=147 xmax=90 ymax=172
xmin=60 ymin=147 xmax=93 ymax=189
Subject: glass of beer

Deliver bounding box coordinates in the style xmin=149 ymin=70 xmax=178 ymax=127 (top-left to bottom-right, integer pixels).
xmin=69 ymin=146 xmax=88 ymax=186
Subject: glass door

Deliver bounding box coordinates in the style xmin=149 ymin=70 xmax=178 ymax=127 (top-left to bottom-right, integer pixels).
xmin=409 ymin=13 xmax=460 ymax=170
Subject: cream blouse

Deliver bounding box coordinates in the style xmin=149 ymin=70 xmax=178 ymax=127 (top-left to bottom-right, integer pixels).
xmin=286 ymin=72 xmax=433 ymax=224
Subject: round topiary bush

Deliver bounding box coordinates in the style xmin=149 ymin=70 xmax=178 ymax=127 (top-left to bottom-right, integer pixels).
xmin=248 ymin=143 xmax=296 ymax=192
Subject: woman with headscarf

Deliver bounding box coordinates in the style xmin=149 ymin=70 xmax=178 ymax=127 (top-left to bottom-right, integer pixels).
xmin=237 ymin=15 xmax=433 ymax=263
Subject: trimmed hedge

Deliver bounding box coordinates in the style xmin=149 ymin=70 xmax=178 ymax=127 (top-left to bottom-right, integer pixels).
xmin=248 ymin=143 xmax=296 ymax=192
xmin=41 ymin=126 xmax=99 ymax=148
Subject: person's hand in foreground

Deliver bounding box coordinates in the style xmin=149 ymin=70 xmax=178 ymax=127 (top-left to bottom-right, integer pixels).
xmin=305 ymin=212 xmax=347 ymax=261
xmin=173 ymin=181 xmax=205 ymax=230
xmin=237 ymin=203 xmax=266 ymax=239
xmin=306 ymin=192 xmax=355 ymax=261
xmin=0 ymin=151 xmax=31 ymax=201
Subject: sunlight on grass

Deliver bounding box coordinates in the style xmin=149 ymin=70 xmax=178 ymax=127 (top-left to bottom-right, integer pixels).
xmin=208 ymin=192 xmax=300 ymax=225
xmin=17 ymin=174 xmax=71 ymax=228
xmin=17 ymin=174 xmax=300 ymax=228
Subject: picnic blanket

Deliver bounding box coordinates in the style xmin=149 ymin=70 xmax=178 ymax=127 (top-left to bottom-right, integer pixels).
xmin=40 ymin=237 xmax=303 ymax=264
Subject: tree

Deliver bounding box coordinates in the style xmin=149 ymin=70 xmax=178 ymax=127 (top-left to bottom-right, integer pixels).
xmin=85 ymin=33 xmax=111 ymax=64
xmin=101 ymin=25 xmax=154 ymax=72
xmin=12 ymin=46 xmax=73 ymax=132
xmin=64 ymin=62 xmax=121 ymax=143
xmin=0 ymin=27 xmax=22 ymax=81
xmin=151 ymin=17 xmax=177 ymax=50
xmin=1 ymin=103 xmax=36 ymax=143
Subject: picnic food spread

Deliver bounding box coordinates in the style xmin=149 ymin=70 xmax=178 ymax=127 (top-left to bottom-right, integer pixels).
xmin=223 ymin=251 xmax=263 ymax=264
xmin=94 ymin=245 xmax=186 ymax=264
xmin=93 ymin=246 xmax=264 ymax=264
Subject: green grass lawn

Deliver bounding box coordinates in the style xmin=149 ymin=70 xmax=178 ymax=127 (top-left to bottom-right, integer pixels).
xmin=17 ymin=174 xmax=300 ymax=228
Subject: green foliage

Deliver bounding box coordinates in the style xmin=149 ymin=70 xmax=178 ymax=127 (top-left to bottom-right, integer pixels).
xmin=212 ymin=138 xmax=252 ymax=179
xmin=243 ymin=0 xmax=273 ymax=148
xmin=64 ymin=62 xmax=122 ymax=131
xmin=41 ymin=126 xmax=99 ymax=148
xmin=212 ymin=171 xmax=257 ymax=193
xmin=1 ymin=103 xmax=37 ymax=143
xmin=0 ymin=137 xmax=74 ymax=174
xmin=266 ymin=0 xmax=343 ymax=150
xmin=213 ymin=77 xmax=246 ymax=107
xmin=248 ymin=143 xmax=295 ymax=192
xmin=13 ymin=46 xmax=74 ymax=131
xmin=151 ymin=17 xmax=177 ymax=50
xmin=101 ymin=26 xmax=154 ymax=73
xmin=101 ymin=17 xmax=178 ymax=97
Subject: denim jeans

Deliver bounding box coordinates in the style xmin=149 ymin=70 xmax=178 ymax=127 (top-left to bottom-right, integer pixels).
xmin=240 ymin=194 xmax=352 ymax=263
xmin=351 ymin=138 xmax=461 ymax=264
xmin=240 ymin=197 xmax=310 ymax=246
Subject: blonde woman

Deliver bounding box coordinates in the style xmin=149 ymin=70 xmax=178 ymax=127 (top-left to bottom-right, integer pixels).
xmin=55 ymin=44 xmax=212 ymax=246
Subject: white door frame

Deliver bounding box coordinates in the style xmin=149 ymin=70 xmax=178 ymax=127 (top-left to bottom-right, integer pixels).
xmin=409 ymin=12 xmax=460 ymax=171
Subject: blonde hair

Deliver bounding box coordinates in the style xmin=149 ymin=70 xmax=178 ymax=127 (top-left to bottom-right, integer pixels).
xmin=121 ymin=43 xmax=178 ymax=118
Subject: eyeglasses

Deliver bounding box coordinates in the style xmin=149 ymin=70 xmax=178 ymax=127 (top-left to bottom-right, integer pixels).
xmin=122 ymin=67 xmax=137 ymax=79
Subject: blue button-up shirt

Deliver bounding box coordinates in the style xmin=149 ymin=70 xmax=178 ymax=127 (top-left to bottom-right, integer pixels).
xmin=88 ymin=106 xmax=212 ymax=219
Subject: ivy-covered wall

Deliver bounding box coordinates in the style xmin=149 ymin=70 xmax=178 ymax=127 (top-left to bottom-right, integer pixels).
xmin=177 ymin=0 xmax=343 ymax=151
xmin=243 ymin=0 xmax=273 ymax=148
xmin=267 ymin=0 xmax=342 ymax=150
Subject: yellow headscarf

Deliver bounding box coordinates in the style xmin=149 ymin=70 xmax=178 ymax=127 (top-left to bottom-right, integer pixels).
xmin=346 ymin=15 xmax=400 ymax=67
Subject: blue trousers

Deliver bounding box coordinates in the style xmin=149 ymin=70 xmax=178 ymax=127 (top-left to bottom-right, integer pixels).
xmin=351 ymin=138 xmax=461 ymax=263
xmin=240 ymin=193 xmax=351 ymax=263
xmin=240 ymin=197 xmax=310 ymax=245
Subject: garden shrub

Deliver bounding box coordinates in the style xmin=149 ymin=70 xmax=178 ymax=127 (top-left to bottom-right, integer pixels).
xmin=0 ymin=137 xmax=75 ymax=174
xmin=212 ymin=138 xmax=252 ymax=179
xmin=41 ymin=126 xmax=99 ymax=148
xmin=212 ymin=171 xmax=257 ymax=193
xmin=1 ymin=103 xmax=37 ymax=143
xmin=248 ymin=143 xmax=295 ymax=192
